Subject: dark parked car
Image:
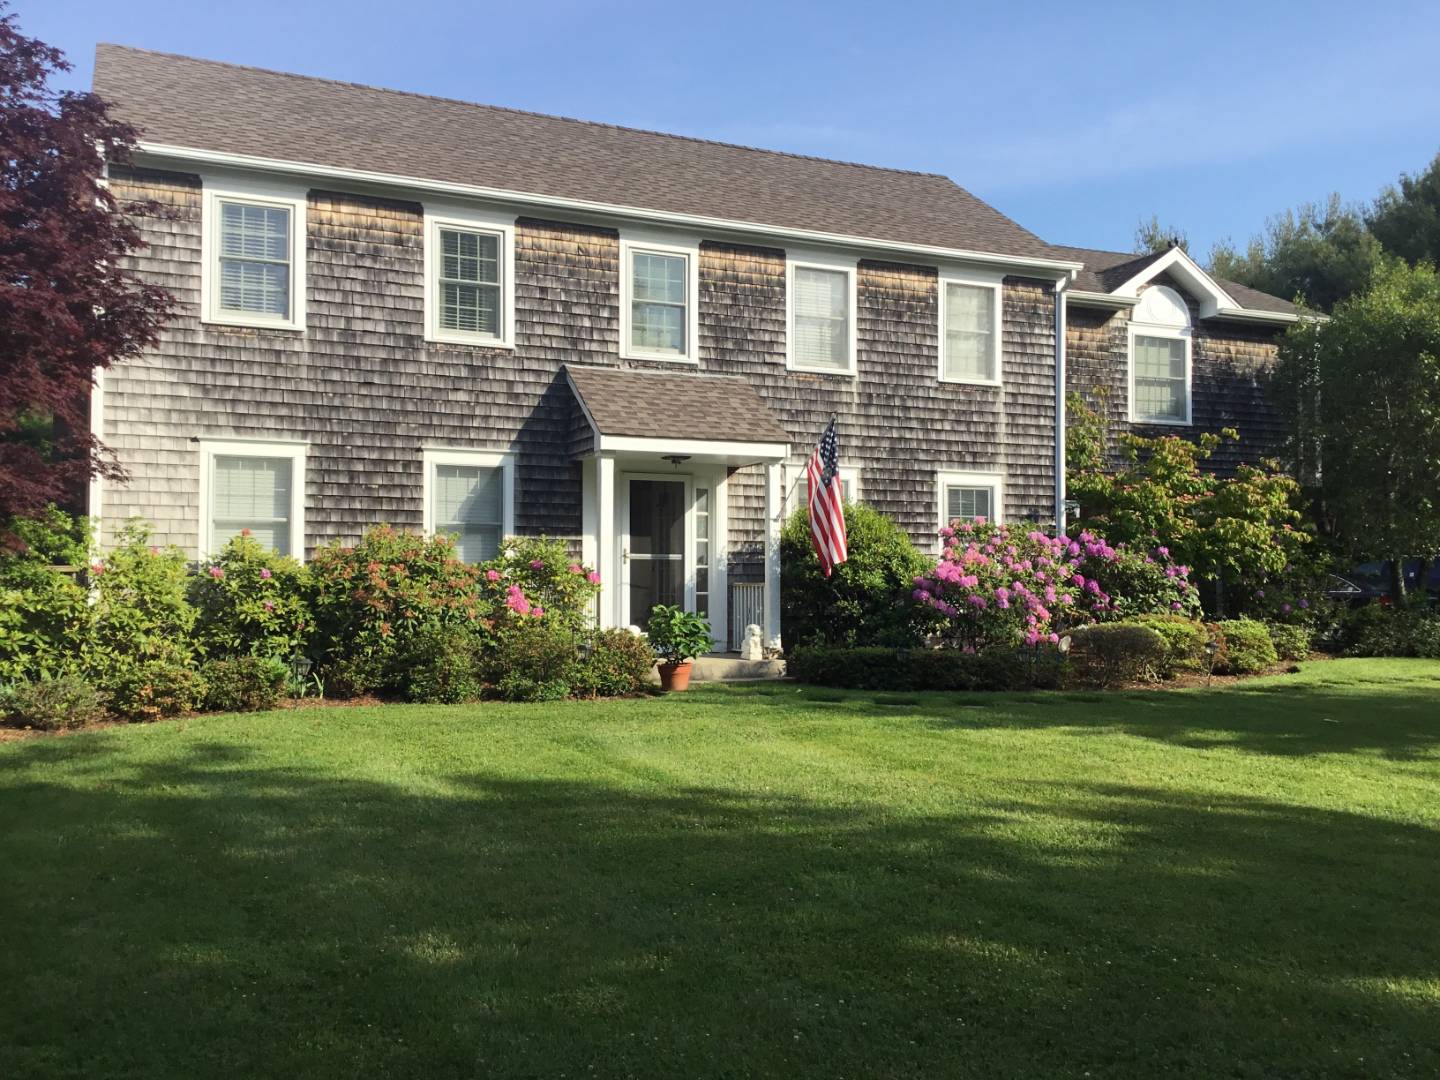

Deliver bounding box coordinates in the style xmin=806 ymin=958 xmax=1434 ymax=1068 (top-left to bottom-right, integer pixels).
xmin=1326 ymin=558 xmax=1440 ymax=606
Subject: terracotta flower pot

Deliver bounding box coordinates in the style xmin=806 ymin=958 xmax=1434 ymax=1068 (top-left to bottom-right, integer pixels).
xmin=657 ymin=660 xmax=693 ymax=692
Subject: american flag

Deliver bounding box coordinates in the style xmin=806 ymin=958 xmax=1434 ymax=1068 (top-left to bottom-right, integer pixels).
xmin=806 ymin=419 xmax=848 ymax=577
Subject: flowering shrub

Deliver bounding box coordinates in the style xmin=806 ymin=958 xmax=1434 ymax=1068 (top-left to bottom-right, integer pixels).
xmin=0 ymin=507 xmax=92 ymax=681
xmin=190 ymin=533 xmax=312 ymax=660
xmin=479 ymin=537 xmax=600 ymax=636
xmin=913 ymin=522 xmax=1200 ymax=649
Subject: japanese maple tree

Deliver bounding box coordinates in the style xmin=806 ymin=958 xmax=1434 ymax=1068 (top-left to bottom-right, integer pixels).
xmin=0 ymin=6 xmax=171 ymax=524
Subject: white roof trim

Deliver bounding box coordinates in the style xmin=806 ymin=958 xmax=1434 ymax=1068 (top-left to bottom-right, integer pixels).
xmin=133 ymin=142 xmax=1085 ymax=277
xmin=1067 ymin=289 xmax=1139 ymax=309
xmin=1110 ymin=246 xmax=1238 ymax=318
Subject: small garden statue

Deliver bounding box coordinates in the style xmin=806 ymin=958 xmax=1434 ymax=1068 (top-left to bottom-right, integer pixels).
xmin=740 ymin=623 xmax=764 ymax=661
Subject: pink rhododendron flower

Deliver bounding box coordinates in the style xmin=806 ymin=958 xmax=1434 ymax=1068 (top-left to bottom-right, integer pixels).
xmin=505 ymin=585 xmax=532 ymax=616
xmin=569 ymin=564 xmax=583 ymax=574
xmin=587 ymin=571 xmax=601 ymax=584
xmin=532 ymin=606 xmax=544 ymax=618
xmin=209 ymin=565 xmax=225 ymax=579
xmin=485 ymin=569 xmax=501 ymax=581
xmin=530 ymin=559 xmax=545 ymax=570
xmin=259 ymin=567 xmax=272 ymax=580
xmin=263 ymin=600 xmax=274 ymax=612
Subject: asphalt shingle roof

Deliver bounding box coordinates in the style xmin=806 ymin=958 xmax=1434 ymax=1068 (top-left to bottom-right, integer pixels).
xmin=93 ymin=45 xmax=1057 ymax=262
xmin=565 ymin=366 xmax=791 ymax=445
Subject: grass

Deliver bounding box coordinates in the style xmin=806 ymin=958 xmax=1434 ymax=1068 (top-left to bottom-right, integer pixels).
xmin=2 ymin=658 xmax=1439 ymax=1078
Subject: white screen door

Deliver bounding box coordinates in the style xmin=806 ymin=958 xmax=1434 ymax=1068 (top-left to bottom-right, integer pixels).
xmin=623 ymin=477 xmax=686 ymax=629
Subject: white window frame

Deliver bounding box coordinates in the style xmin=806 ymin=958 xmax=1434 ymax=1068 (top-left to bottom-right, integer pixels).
xmin=422 ymin=205 xmax=517 ymax=348
xmin=619 ymin=234 xmax=701 ymax=364
xmin=938 ymin=269 xmax=1004 ymax=386
xmin=786 ymin=251 xmax=859 ymax=376
xmin=200 ymin=178 xmax=308 ymax=332
xmin=197 ymin=439 xmax=308 ymax=562
xmin=1127 ymin=286 xmax=1193 ymax=426
xmin=937 ymin=470 xmax=1004 ymax=533
xmin=783 ymin=461 xmax=860 ymax=516
xmin=420 ymin=447 xmax=516 ymax=558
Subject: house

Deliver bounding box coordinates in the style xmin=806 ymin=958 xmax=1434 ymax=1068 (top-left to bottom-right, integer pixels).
xmin=87 ymin=46 xmax=1303 ymax=653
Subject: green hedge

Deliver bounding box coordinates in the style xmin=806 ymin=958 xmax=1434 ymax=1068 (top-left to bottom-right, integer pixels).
xmin=786 ymin=645 xmax=1064 ymax=692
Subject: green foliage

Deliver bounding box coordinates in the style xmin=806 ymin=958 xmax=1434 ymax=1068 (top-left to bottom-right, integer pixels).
xmin=1134 ymin=215 xmax=1187 ymax=255
xmin=199 ymin=655 xmax=288 ymax=713
xmin=572 ymin=629 xmax=655 ymax=698
xmin=83 ymin=520 xmax=197 ymax=697
xmin=398 ymin=623 xmax=485 ymax=705
xmin=1087 ymin=545 xmax=1203 ymax=621
xmin=1369 ymin=152 xmax=1440 ymax=268
xmin=1066 ymin=395 xmax=1322 ymax=618
xmin=1066 ymin=623 xmax=1168 ymax=688
xmin=785 ymin=645 xmax=1064 ymax=692
xmin=0 ymin=674 xmax=104 ymax=730
xmin=1207 ymin=195 xmax=1383 ymax=313
xmin=494 ymin=673 xmax=572 ymax=703
xmin=0 ymin=507 xmax=92 ymax=680
xmin=103 ymin=660 xmax=204 ymax=720
xmin=1339 ymin=606 xmax=1440 ymax=659
xmin=1278 ymin=261 xmax=1440 ymax=579
xmin=1132 ymin=615 xmax=1211 ymax=677
xmin=309 ymin=526 xmax=490 ymax=693
xmin=190 ymin=533 xmax=312 ymax=660
xmin=1215 ymin=619 xmax=1279 ymax=674
xmin=780 ymin=502 xmax=934 ymax=648
xmin=644 ymin=604 xmax=713 ymax=664
xmin=487 ymin=616 xmax=579 ymax=701
xmin=1266 ymin=621 xmax=1312 ymax=662
xmin=483 ymin=537 xmax=600 ymax=636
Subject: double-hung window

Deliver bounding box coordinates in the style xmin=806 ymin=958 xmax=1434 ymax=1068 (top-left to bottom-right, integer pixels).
xmin=422 ymin=449 xmax=515 ymax=563
xmin=788 ymin=257 xmax=856 ymax=374
xmin=201 ymin=181 xmax=307 ymax=330
xmin=938 ymin=470 xmax=1003 ymax=532
xmin=620 ymin=237 xmax=699 ymax=362
xmin=1128 ymin=285 xmax=1193 ymax=425
xmin=199 ymin=440 xmax=307 ymax=560
xmin=424 ymin=207 xmax=515 ymax=346
xmin=940 ymin=273 xmax=1002 ymax=384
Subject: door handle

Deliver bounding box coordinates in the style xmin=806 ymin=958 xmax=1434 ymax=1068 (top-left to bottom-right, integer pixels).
xmin=622 ymin=548 xmax=630 ymax=563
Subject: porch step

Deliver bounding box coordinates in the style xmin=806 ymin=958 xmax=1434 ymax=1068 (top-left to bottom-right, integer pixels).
xmin=648 ymin=654 xmax=787 ymax=683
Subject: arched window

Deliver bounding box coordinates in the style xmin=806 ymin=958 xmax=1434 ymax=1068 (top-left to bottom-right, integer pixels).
xmin=1129 ymin=285 xmax=1192 ymax=425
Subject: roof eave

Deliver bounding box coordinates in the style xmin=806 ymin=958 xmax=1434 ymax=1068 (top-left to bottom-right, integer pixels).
xmin=1066 ymin=289 xmax=1139 ymax=309
xmin=131 ymin=142 xmax=1085 ymax=276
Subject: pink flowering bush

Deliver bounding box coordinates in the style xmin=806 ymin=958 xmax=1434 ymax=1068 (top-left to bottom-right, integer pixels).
xmin=915 ymin=521 xmax=1200 ymax=650
xmin=479 ymin=537 xmax=600 ymax=636
xmin=189 ymin=532 xmax=312 ymax=660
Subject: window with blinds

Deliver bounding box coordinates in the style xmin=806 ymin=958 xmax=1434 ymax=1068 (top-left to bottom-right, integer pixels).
xmin=946 ymin=484 xmax=993 ymax=524
xmin=1133 ymin=334 xmax=1189 ymax=422
xmin=211 ymin=455 xmax=294 ymax=555
xmin=629 ymin=250 xmax=688 ymax=356
xmin=943 ymin=281 xmax=998 ymax=382
xmin=438 ymin=228 xmax=502 ymax=338
xmin=218 ymin=201 xmax=292 ymax=318
xmin=791 ymin=266 xmax=851 ymax=370
xmin=433 ymin=463 xmax=504 ymax=563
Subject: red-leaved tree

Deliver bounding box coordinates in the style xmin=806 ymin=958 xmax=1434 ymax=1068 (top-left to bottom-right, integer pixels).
xmin=0 ymin=6 xmax=171 ymax=525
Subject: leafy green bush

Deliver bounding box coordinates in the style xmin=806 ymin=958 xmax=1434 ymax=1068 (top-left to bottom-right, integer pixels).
xmin=573 ymin=629 xmax=654 ymax=698
xmin=786 ymin=645 xmax=1064 ymax=692
xmin=482 ymin=537 xmax=600 ymax=636
xmin=1067 ymin=623 xmax=1168 ymax=688
xmin=199 ymin=655 xmax=288 ymax=712
xmin=1133 ymin=615 xmax=1211 ymax=677
xmin=1341 ymin=606 xmax=1440 ymax=659
xmin=309 ymin=526 xmax=490 ymax=694
xmin=486 ymin=616 xmax=579 ymax=701
xmin=0 ymin=508 xmax=93 ymax=681
xmin=0 ymin=675 xmax=105 ymax=731
xmin=1086 ymin=545 xmax=1202 ymax=621
xmin=1266 ymin=621 xmax=1313 ymax=661
xmin=398 ymin=623 xmax=485 ymax=704
xmin=645 ymin=604 xmax=713 ymax=664
xmin=781 ymin=503 xmax=935 ymax=649
xmin=190 ymin=533 xmax=312 ymax=660
xmin=495 ymin=673 xmax=571 ymax=703
xmin=1215 ymin=618 xmax=1279 ymax=674
xmin=104 ymin=660 xmax=205 ymax=720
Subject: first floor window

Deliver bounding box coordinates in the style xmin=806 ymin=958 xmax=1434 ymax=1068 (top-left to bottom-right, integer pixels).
xmin=939 ymin=471 xmax=1002 ymax=531
xmin=791 ymin=264 xmax=852 ymax=371
xmin=209 ymin=453 xmax=298 ymax=556
xmin=942 ymin=280 xmax=999 ymax=382
xmin=1132 ymin=334 xmax=1189 ymax=423
xmin=432 ymin=462 xmax=505 ymax=562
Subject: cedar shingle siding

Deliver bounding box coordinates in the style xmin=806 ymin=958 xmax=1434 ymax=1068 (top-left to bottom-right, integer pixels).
xmin=105 ymin=167 xmax=1059 ymax=568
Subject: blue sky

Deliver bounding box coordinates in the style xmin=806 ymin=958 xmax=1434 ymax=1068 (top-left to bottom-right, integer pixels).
xmin=30 ymin=0 xmax=1440 ymax=259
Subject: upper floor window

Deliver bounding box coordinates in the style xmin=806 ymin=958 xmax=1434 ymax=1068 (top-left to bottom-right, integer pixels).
xmin=424 ymin=206 xmax=516 ymax=347
xmin=620 ymin=237 xmax=699 ymax=362
xmin=940 ymin=274 xmax=1002 ymax=384
xmin=199 ymin=440 xmax=307 ymax=560
xmin=200 ymin=180 xmax=307 ymax=331
xmin=421 ymin=448 xmax=515 ymax=562
xmin=1128 ymin=285 xmax=1192 ymax=425
xmin=788 ymin=257 xmax=856 ymax=374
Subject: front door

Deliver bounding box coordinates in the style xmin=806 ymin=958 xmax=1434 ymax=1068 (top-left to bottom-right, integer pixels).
xmin=623 ymin=477 xmax=687 ymax=630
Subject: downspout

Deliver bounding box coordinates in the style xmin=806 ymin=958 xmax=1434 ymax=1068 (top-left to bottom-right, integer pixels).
xmin=1053 ymin=275 xmax=1071 ymax=534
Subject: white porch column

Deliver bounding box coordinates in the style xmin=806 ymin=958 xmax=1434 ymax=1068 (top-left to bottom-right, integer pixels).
xmin=763 ymin=459 xmax=783 ymax=652
xmin=597 ymin=454 xmax=618 ymax=629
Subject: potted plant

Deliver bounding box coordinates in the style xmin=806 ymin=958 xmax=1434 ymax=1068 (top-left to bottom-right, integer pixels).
xmin=645 ymin=604 xmax=713 ymax=692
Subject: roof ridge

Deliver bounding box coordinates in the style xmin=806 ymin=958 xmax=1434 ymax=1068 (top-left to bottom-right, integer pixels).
xmin=95 ymin=44 xmax=954 ymax=183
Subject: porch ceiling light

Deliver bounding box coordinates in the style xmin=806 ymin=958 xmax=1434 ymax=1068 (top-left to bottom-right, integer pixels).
xmin=661 ymin=454 xmax=691 ymax=468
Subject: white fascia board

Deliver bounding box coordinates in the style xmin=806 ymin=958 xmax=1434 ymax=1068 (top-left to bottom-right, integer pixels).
xmin=1067 ymin=289 xmax=1139 ymax=309
xmin=1209 ymin=306 xmax=1307 ymax=325
xmin=1110 ymin=246 xmax=1238 ymax=315
xmin=597 ymin=435 xmax=789 ymax=462
xmin=134 ymin=142 xmax=1086 ymax=277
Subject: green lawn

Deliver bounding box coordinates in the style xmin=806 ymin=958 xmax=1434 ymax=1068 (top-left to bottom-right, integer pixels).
xmin=3 ymin=659 xmax=1439 ymax=1079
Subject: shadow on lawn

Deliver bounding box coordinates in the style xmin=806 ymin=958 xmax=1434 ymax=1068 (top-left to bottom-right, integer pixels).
xmin=752 ymin=663 xmax=1440 ymax=760
xmin=2 ymin=737 xmax=1438 ymax=1079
